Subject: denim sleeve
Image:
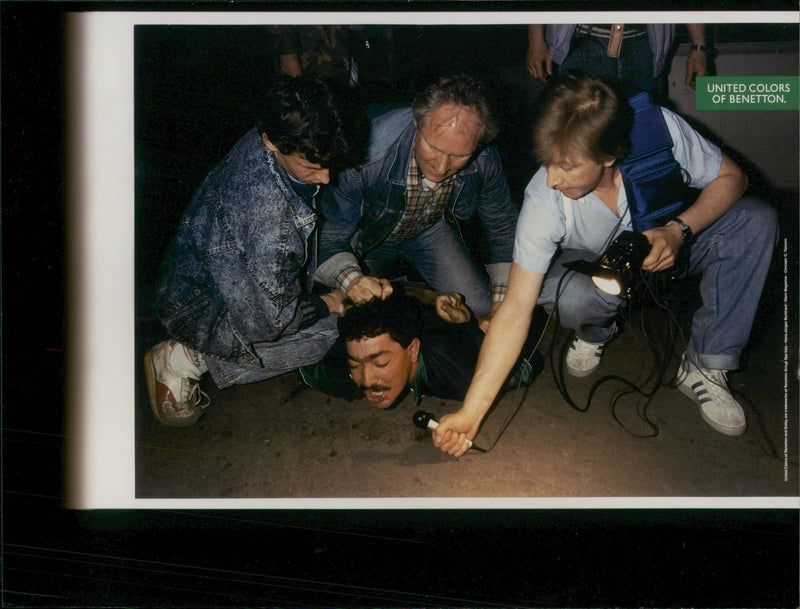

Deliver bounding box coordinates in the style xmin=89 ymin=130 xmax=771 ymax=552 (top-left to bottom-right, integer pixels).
xmin=473 ymin=147 xmax=520 ymax=265
xmin=486 ymin=262 xmax=511 ymax=302
xmin=318 ymin=168 xmax=365 ymax=265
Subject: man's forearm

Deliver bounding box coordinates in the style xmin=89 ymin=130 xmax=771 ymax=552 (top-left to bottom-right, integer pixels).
xmin=686 ymin=24 xmax=706 ymax=46
xmin=460 ymin=265 xmax=543 ymax=422
xmin=678 ymin=154 xmax=748 ymax=235
xmin=402 ymin=285 xmax=440 ymax=305
xmin=461 ymin=305 xmax=529 ymax=420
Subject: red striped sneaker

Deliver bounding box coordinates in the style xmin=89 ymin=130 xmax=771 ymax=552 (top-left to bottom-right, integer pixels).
xmin=144 ymin=340 xmax=209 ymax=427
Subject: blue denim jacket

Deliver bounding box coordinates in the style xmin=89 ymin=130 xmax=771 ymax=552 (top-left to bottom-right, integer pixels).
xmin=156 ymin=128 xmax=318 ymax=364
xmin=316 ymin=108 xmax=518 ymax=280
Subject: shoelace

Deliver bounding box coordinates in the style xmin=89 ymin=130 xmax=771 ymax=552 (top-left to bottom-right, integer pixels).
xmin=570 ymin=340 xmax=604 ymax=356
xmin=183 ymin=378 xmax=211 ymax=410
xmin=705 ymin=368 xmax=728 ymax=384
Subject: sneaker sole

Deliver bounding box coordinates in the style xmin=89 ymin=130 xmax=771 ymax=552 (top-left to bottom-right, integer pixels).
xmin=144 ymin=348 xmax=202 ymax=428
xmin=678 ymin=382 xmax=746 ymax=437
xmin=565 ymin=362 xmax=601 ymax=378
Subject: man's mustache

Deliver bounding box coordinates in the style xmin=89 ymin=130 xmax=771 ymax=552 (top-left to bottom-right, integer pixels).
xmin=358 ymin=384 xmax=392 ymax=392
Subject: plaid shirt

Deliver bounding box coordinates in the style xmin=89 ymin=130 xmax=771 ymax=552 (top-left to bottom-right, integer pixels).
xmin=332 ymin=144 xmax=508 ymax=303
xmin=385 ymin=150 xmax=455 ymax=243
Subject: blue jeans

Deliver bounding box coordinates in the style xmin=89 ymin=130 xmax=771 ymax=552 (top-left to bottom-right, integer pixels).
xmin=683 ymin=196 xmax=778 ymax=371
xmin=362 ymin=219 xmax=493 ymax=316
xmin=562 ymin=33 xmax=655 ymax=93
xmin=538 ymin=248 xmax=625 ymax=344
xmin=203 ymin=314 xmax=339 ymax=389
xmin=539 ymin=197 xmax=778 ymax=370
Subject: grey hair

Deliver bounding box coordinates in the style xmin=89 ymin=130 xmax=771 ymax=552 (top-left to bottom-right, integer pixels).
xmin=411 ymin=74 xmax=499 ymax=144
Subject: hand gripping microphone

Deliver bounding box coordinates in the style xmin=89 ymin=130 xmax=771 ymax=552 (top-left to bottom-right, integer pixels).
xmin=412 ymin=410 xmax=485 ymax=452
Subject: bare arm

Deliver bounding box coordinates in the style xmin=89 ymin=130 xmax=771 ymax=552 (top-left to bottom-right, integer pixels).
xmin=432 ymin=263 xmax=545 ymax=457
xmin=401 ymin=286 xmax=473 ymax=324
xmin=685 ymin=24 xmax=708 ymax=88
xmin=401 ymin=285 xmax=440 ymax=305
xmin=642 ymin=153 xmax=748 ymax=271
xmin=526 ymin=24 xmax=552 ymax=81
xmin=320 ymin=290 xmax=347 ymax=315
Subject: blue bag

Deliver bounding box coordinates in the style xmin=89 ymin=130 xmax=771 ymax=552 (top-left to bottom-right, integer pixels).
xmin=619 ymin=92 xmax=697 ymax=232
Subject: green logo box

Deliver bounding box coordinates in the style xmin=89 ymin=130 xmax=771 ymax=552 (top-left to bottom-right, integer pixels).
xmin=696 ymin=76 xmax=799 ymax=110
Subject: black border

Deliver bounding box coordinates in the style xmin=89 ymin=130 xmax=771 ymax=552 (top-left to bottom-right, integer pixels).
xmin=2 ymin=2 xmax=798 ymax=606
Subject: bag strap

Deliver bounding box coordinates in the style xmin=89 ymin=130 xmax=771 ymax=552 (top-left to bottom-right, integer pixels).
xmin=620 ymin=92 xmax=674 ymax=170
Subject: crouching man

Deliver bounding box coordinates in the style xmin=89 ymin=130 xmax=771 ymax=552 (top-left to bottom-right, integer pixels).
xmin=434 ymin=74 xmax=778 ymax=457
xmin=314 ymin=74 xmax=519 ymax=318
xmin=144 ymin=75 xmax=382 ymax=427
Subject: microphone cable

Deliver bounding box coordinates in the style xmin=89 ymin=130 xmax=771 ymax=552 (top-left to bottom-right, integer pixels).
xmin=474 ymin=306 xmax=556 ymax=452
xmin=548 ymin=264 xmax=686 ymax=437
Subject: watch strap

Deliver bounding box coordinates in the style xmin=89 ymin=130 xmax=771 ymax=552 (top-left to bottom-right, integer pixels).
xmin=673 ymin=217 xmax=693 ymax=243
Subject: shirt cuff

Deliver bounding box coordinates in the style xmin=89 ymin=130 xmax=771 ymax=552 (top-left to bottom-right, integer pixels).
xmin=492 ymin=283 xmax=508 ymax=303
xmin=486 ymin=262 xmax=511 ymax=302
xmin=335 ymin=266 xmax=363 ymax=294
xmin=313 ymin=251 xmax=362 ymax=292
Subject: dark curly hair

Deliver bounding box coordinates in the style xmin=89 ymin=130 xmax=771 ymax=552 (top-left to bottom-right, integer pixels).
xmin=337 ymin=290 xmax=423 ymax=349
xmin=258 ymin=74 xmax=367 ymax=169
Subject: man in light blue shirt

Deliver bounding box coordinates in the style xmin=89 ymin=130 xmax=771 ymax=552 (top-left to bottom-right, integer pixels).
xmin=433 ymin=74 xmax=778 ymax=457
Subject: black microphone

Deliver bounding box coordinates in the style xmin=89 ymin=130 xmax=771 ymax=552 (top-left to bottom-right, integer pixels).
xmin=412 ymin=410 xmax=475 ymax=449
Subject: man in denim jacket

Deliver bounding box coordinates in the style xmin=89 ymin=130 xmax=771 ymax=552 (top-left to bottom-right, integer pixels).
xmin=314 ymin=75 xmax=519 ymax=320
xmin=145 ymin=76 xmax=369 ymax=427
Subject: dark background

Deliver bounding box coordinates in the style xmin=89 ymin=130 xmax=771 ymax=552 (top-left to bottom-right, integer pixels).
xmin=3 ymin=2 xmax=799 ymax=607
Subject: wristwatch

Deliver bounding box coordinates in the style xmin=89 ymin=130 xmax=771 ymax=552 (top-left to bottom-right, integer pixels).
xmin=672 ymin=217 xmax=693 ymax=244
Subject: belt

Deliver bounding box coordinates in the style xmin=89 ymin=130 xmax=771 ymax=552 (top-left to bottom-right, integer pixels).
xmin=574 ymin=24 xmax=647 ymax=57
xmin=575 ymin=24 xmax=648 ymax=39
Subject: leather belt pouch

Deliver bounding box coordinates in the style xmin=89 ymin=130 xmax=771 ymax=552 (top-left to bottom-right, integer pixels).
xmin=607 ymin=24 xmax=624 ymax=57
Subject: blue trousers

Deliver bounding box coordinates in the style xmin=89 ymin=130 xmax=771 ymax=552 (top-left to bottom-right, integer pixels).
xmin=362 ymin=219 xmax=493 ymax=316
xmin=561 ymin=33 xmax=656 ymax=93
xmin=539 ymin=197 xmax=778 ymax=371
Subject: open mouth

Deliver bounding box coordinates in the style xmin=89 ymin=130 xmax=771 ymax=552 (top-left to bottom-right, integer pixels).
xmin=364 ymin=389 xmax=387 ymax=402
xmin=363 ymin=386 xmax=392 ymax=403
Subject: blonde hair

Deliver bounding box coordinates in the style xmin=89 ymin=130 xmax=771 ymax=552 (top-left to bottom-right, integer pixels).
xmin=533 ymin=74 xmax=632 ymax=165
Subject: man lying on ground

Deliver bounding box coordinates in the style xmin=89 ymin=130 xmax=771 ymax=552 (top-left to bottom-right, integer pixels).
xmin=299 ymin=286 xmax=544 ymax=409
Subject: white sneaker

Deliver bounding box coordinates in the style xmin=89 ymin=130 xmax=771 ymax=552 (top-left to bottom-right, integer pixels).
xmin=677 ymin=355 xmax=746 ymax=436
xmin=565 ymin=337 xmax=605 ymax=377
xmin=144 ymin=340 xmax=210 ymax=427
